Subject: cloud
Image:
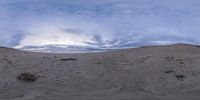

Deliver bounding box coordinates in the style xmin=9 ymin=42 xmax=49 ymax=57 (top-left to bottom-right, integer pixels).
xmin=0 ymin=0 xmax=200 ymax=52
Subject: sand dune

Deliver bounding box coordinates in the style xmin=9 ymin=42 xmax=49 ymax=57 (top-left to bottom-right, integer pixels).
xmin=1 ymin=44 xmax=200 ymax=100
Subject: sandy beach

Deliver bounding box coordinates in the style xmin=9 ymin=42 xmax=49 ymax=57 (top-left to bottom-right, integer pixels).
xmin=1 ymin=44 xmax=200 ymax=100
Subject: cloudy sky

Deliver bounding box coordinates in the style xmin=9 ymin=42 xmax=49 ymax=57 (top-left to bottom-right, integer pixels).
xmin=0 ymin=0 xmax=200 ymax=52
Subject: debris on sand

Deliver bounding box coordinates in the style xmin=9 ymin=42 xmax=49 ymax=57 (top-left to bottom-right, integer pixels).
xmin=115 ymin=62 xmax=133 ymax=65
xmin=0 ymin=58 xmax=13 ymax=65
xmin=94 ymin=61 xmax=101 ymax=65
xmin=164 ymin=56 xmax=174 ymax=61
xmin=17 ymin=72 xmax=39 ymax=82
xmin=164 ymin=56 xmax=184 ymax=64
xmin=165 ymin=70 xmax=174 ymax=74
xmin=165 ymin=70 xmax=186 ymax=81
xmin=60 ymin=58 xmax=77 ymax=61
xmin=176 ymin=59 xmax=184 ymax=64
xmin=175 ymin=74 xmax=186 ymax=81
xmin=136 ymin=55 xmax=152 ymax=63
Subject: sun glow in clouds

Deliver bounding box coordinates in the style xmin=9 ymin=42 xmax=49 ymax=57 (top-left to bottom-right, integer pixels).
xmin=15 ymin=31 xmax=94 ymax=48
xmin=14 ymin=23 xmax=96 ymax=49
xmin=14 ymin=16 xmax=116 ymax=50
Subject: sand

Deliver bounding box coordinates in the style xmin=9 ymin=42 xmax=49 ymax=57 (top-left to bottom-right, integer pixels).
xmin=0 ymin=44 xmax=200 ymax=100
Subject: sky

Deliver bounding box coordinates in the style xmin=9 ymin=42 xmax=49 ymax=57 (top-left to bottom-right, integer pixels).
xmin=0 ymin=0 xmax=200 ymax=52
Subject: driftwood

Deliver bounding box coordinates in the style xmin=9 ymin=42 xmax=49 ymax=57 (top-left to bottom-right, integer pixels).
xmin=60 ymin=58 xmax=77 ymax=61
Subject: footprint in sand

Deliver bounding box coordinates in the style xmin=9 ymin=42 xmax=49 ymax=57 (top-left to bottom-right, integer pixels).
xmin=14 ymin=91 xmax=44 ymax=100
